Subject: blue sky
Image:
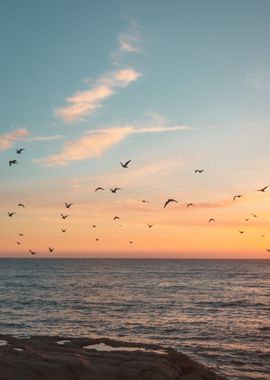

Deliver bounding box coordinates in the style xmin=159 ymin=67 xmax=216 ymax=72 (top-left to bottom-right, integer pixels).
xmin=1 ymin=0 xmax=270 ymax=257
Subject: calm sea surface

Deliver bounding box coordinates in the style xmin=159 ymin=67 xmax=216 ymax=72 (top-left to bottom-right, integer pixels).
xmin=0 ymin=259 xmax=269 ymax=380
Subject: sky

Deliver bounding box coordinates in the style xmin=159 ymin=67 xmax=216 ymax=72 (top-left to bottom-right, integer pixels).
xmin=1 ymin=0 xmax=270 ymax=258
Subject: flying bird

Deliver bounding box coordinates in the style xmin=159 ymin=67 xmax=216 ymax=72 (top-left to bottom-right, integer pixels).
xmin=96 ymin=238 xmax=99 ymax=241
xmin=187 ymin=203 xmax=194 ymax=208
xmin=8 ymin=212 xmax=15 ymax=217
xmin=65 ymin=202 xmax=73 ymax=208
xmin=92 ymin=225 xmax=96 ymax=228
xmin=266 ymin=248 xmax=270 ymax=252
xmin=61 ymin=214 xmax=69 ymax=219
xmin=113 ymin=216 xmax=120 ymax=220
xmin=120 ymin=160 xmax=131 ymax=168
xmin=9 ymin=160 xmax=18 ymax=166
xmin=195 ymin=169 xmax=204 ymax=173
xmin=164 ymin=199 xmax=178 ymax=208
xmin=18 ymin=233 xmax=24 ymax=236
xmin=16 ymin=242 xmax=21 ymax=245
xmin=110 ymin=188 xmax=121 ymax=193
xmin=251 ymin=213 xmax=258 ymax=218
xmin=148 ymin=224 xmax=153 ymax=228
xmin=18 ymin=203 xmax=25 ymax=208
xmin=209 ymin=218 xmax=215 ymax=223
xmin=129 ymin=241 xmax=133 ymax=244
xmin=29 ymin=249 xmax=36 ymax=255
xmin=245 ymin=218 xmax=249 ymax=221
xmin=257 ymin=186 xmax=268 ymax=192
xmin=95 ymin=187 xmax=105 ymax=192
xmin=48 ymin=247 xmax=54 ymax=252
xmin=238 ymin=230 xmax=245 ymax=234
xmin=16 ymin=148 xmax=25 ymax=154
xmin=233 ymin=195 xmax=243 ymax=201
xmin=61 ymin=229 xmax=66 ymax=233
xmin=139 ymin=200 xmax=150 ymax=203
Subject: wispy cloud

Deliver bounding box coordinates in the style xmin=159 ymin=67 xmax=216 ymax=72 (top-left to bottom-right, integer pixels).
xmin=23 ymin=135 xmax=63 ymax=142
xmin=35 ymin=124 xmax=190 ymax=166
xmin=55 ymin=68 xmax=141 ymax=123
xmin=0 ymin=128 xmax=29 ymax=151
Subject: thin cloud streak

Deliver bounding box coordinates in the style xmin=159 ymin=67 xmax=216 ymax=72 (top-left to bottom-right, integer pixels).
xmin=0 ymin=129 xmax=29 ymax=151
xmin=55 ymin=68 xmax=141 ymax=123
xmin=35 ymin=125 xmax=190 ymax=166
xmin=23 ymin=135 xmax=64 ymax=142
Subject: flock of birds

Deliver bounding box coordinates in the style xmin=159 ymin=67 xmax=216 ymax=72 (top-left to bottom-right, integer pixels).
xmin=6 ymin=151 xmax=270 ymax=256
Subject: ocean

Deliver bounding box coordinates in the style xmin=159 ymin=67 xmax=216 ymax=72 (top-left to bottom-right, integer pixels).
xmin=0 ymin=259 xmax=269 ymax=380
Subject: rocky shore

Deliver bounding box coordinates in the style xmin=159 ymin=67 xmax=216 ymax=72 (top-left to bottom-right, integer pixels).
xmin=0 ymin=335 xmax=226 ymax=380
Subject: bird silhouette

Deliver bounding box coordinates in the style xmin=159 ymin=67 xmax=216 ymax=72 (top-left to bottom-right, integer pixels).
xmin=16 ymin=242 xmax=21 ymax=245
xmin=164 ymin=199 xmax=178 ymax=208
xmin=238 ymin=230 xmax=245 ymax=234
xmin=266 ymin=248 xmax=270 ymax=252
xmin=245 ymin=218 xmax=249 ymax=221
xmin=96 ymin=238 xmax=99 ymax=241
xmin=251 ymin=213 xmax=258 ymax=218
xmin=110 ymin=188 xmax=121 ymax=193
xmin=139 ymin=199 xmax=150 ymax=203
xmin=257 ymin=186 xmax=268 ymax=192
xmin=209 ymin=218 xmax=215 ymax=223
xmin=233 ymin=195 xmax=243 ymax=201
xmin=48 ymin=247 xmax=54 ymax=252
xmin=113 ymin=216 xmax=120 ymax=220
xmin=92 ymin=225 xmax=96 ymax=228
xmin=95 ymin=187 xmax=105 ymax=192
xmin=120 ymin=160 xmax=131 ymax=168
xmin=65 ymin=202 xmax=73 ymax=208
xmin=187 ymin=203 xmax=194 ymax=208
xmin=129 ymin=241 xmax=133 ymax=244
xmin=29 ymin=249 xmax=36 ymax=255
xmin=9 ymin=160 xmax=18 ymax=166
xmin=18 ymin=203 xmax=25 ymax=208
xmin=61 ymin=229 xmax=66 ymax=233
xmin=16 ymin=148 xmax=25 ymax=154
xmin=8 ymin=212 xmax=15 ymax=217
xmin=148 ymin=224 xmax=153 ymax=228
xmin=195 ymin=169 xmax=204 ymax=173
xmin=61 ymin=214 xmax=69 ymax=219
xmin=18 ymin=233 xmax=24 ymax=236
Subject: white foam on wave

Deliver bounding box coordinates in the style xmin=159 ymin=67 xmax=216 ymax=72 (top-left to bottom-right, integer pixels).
xmin=57 ymin=340 xmax=71 ymax=345
xmin=13 ymin=348 xmax=23 ymax=352
xmin=0 ymin=340 xmax=7 ymax=346
xmin=83 ymin=342 xmax=166 ymax=354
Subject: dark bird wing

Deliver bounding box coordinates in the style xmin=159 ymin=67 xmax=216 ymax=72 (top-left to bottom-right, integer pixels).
xmin=209 ymin=218 xmax=215 ymax=223
xmin=95 ymin=187 xmax=105 ymax=191
xmin=164 ymin=199 xmax=178 ymax=208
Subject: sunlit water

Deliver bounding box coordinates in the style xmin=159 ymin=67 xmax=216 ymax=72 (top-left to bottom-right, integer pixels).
xmin=0 ymin=259 xmax=269 ymax=380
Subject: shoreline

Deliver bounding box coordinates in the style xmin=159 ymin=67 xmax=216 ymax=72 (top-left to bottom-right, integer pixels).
xmin=0 ymin=335 xmax=226 ymax=380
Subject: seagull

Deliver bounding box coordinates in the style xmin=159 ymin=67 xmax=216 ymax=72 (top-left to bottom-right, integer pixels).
xmin=29 ymin=249 xmax=36 ymax=255
xmin=96 ymin=238 xmax=99 ymax=241
xmin=18 ymin=203 xmax=25 ymax=208
xmin=233 ymin=195 xmax=243 ymax=201
xmin=8 ymin=212 xmax=15 ymax=217
xmin=61 ymin=214 xmax=69 ymax=219
xmin=92 ymin=225 xmax=96 ymax=228
xmin=9 ymin=160 xmax=18 ymax=166
xmin=195 ymin=169 xmax=204 ymax=173
xmin=95 ymin=187 xmax=105 ymax=192
xmin=16 ymin=242 xmax=21 ymax=245
xmin=266 ymin=248 xmax=270 ymax=252
xmin=209 ymin=218 xmax=215 ymax=223
xmin=257 ymin=186 xmax=268 ymax=192
xmin=110 ymin=188 xmax=121 ymax=193
xmin=187 ymin=203 xmax=194 ymax=208
xmin=139 ymin=200 xmax=150 ymax=203
xmin=18 ymin=233 xmax=24 ymax=236
xmin=113 ymin=216 xmax=120 ymax=220
xmin=148 ymin=224 xmax=153 ymax=228
xmin=129 ymin=241 xmax=133 ymax=244
xmin=61 ymin=229 xmax=66 ymax=233
xmin=65 ymin=202 xmax=73 ymax=208
xmin=120 ymin=160 xmax=131 ymax=168
xmin=164 ymin=199 xmax=178 ymax=208
xmin=16 ymin=148 xmax=25 ymax=154
xmin=251 ymin=213 xmax=258 ymax=218
xmin=48 ymin=247 xmax=54 ymax=252
xmin=238 ymin=230 xmax=245 ymax=234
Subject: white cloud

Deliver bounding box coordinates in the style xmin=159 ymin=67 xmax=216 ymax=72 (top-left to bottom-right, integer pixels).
xmin=55 ymin=68 xmax=141 ymax=123
xmin=0 ymin=129 xmax=29 ymax=151
xmin=23 ymin=135 xmax=63 ymax=142
xmin=35 ymin=124 xmax=190 ymax=166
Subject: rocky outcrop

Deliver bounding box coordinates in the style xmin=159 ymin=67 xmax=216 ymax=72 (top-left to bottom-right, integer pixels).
xmin=0 ymin=335 xmax=226 ymax=380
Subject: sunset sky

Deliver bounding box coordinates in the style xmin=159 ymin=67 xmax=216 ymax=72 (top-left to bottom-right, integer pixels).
xmin=1 ymin=0 xmax=270 ymax=258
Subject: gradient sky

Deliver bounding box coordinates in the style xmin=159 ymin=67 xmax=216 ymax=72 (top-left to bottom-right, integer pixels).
xmin=1 ymin=0 xmax=270 ymax=258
